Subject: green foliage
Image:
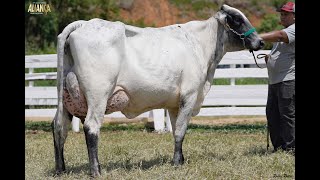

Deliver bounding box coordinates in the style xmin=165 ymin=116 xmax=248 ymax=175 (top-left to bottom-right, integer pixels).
xmin=257 ymin=14 xmax=283 ymax=33
xmin=25 ymin=68 xmax=57 ymax=86
xmin=25 ymin=0 xmax=59 ymax=54
xmin=35 ymin=80 xmax=57 ymax=86
xmin=236 ymin=78 xmax=268 ymax=85
xmin=212 ymin=79 xmax=230 ymax=85
xmin=25 ymin=0 xmax=121 ymax=55
xmin=212 ymin=78 xmax=268 ymax=85
xmin=123 ymin=18 xmax=151 ymax=28
xmin=169 ymin=0 xmax=218 ymax=19
xmin=25 ymin=41 xmax=56 ymax=55
xmin=271 ymin=0 xmax=295 ymax=9
xmin=25 ymin=0 xmax=292 ymax=53
xmin=257 ymin=14 xmax=283 ymax=50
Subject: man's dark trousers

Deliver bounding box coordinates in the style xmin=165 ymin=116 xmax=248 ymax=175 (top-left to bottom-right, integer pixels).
xmin=266 ymin=80 xmax=295 ymax=151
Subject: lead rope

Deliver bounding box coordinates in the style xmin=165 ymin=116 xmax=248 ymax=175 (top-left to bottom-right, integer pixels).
xmin=249 ymin=50 xmax=268 ymax=69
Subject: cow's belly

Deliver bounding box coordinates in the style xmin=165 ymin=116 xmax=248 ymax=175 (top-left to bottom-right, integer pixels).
xmin=120 ymin=87 xmax=180 ymax=118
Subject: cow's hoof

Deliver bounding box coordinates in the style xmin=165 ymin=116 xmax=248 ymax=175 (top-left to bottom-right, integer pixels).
xmin=90 ymin=171 xmax=101 ymax=178
xmin=54 ymin=169 xmax=66 ymax=176
xmin=173 ymin=154 xmax=184 ymax=166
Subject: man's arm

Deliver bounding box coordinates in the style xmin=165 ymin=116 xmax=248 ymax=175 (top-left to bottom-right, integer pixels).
xmin=260 ymin=30 xmax=289 ymax=63
xmin=260 ymin=30 xmax=289 ymax=43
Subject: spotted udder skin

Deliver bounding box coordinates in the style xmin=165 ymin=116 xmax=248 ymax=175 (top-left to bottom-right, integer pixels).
xmin=63 ymin=88 xmax=88 ymax=117
xmin=63 ymin=87 xmax=129 ymax=117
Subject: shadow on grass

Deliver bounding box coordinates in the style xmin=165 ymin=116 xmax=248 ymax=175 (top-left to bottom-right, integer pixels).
xmin=46 ymin=155 xmax=171 ymax=177
xmin=105 ymin=155 xmax=171 ymax=171
xmin=188 ymin=123 xmax=266 ymax=133
xmin=243 ymin=145 xmax=272 ymax=156
xmin=45 ymin=164 xmax=90 ymax=177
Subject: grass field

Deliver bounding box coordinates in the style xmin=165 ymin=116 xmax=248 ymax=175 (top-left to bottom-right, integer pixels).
xmin=25 ymin=118 xmax=295 ymax=179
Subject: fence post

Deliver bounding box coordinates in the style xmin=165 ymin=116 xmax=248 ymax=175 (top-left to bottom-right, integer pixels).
xmin=72 ymin=117 xmax=80 ymax=132
xmin=165 ymin=109 xmax=172 ymax=132
xmin=29 ymin=68 xmax=34 ymax=87
xmin=149 ymin=109 xmax=165 ymax=132
xmin=230 ymin=64 xmax=236 ymax=86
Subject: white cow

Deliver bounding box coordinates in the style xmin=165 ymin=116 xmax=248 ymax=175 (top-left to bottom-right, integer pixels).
xmin=52 ymin=4 xmax=264 ymax=177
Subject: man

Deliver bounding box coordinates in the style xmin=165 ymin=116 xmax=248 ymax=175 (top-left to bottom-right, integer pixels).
xmin=259 ymin=1 xmax=295 ymax=153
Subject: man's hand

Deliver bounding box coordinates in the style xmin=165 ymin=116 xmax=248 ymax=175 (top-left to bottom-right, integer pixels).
xmin=265 ymin=54 xmax=270 ymax=63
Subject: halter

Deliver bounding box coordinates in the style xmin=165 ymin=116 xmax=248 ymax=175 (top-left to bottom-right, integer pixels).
xmin=216 ymin=14 xmax=266 ymax=69
xmin=223 ymin=16 xmax=256 ymax=48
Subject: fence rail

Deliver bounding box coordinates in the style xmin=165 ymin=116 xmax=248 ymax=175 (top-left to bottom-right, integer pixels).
xmin=25 ymin=50 xmax=270 ymax=132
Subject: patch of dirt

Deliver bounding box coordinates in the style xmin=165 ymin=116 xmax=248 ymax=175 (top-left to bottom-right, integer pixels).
xmin=248 ymin=14 xmax=261 ymax=27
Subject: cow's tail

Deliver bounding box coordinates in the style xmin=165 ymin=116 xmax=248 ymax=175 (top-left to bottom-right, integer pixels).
xmin=56 ymin=20 xmax=86 ymax=119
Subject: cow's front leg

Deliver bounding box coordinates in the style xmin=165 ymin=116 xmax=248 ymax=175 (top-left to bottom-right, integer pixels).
xmin=173 ymin=93 xmax=197 ymax=165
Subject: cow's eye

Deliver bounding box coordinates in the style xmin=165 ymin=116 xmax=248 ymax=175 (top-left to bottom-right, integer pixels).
xmin=233 ymin=20 xmax=241 ymax=27
xmin=233 ymin=16 xmax=243 ymax=24
xmin=227 ymin=14 xmax=241 ymax=27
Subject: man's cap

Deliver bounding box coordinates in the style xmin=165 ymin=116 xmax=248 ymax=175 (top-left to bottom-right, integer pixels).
xmin=277 ymin=2 xmax=295 ymax=13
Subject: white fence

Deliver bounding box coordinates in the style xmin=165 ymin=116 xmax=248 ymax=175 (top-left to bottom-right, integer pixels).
xmin=25 ymin=50 xmax=270 ymax=132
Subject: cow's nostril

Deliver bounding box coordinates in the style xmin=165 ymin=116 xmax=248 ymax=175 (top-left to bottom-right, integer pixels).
xmin=260 ymin=40 xmax=265 ymax=47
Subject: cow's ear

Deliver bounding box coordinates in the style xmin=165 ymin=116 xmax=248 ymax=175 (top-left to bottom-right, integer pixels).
xmin=215 ymin=11 xmax=227 ymax=26
xmin=221 ymin=4 xmax=227 ymax=11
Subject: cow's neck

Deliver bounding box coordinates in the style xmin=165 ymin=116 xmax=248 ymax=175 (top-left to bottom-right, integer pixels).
xmin=182 ymin=17 xmax=221 ymax=68
xmin=206 ymin=17 xmax=246 ymax=67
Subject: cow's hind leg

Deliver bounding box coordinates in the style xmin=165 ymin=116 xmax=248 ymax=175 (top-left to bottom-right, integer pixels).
xmin=172 ymin=93 xmax=197 ymax=165
xmin=51 ymin=107 xmax=72 ymax=175
xmin=82 ymin=85 xmax=113 ymax=177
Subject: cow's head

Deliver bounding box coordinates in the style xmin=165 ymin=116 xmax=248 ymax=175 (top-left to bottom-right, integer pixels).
xmin=215 ymin=4 xmax=264 ymax=51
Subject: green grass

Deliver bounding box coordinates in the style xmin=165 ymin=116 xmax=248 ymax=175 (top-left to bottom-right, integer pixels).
xmin=236 ymin=78 xmax=268 ymax=85
xmin=25 ymin=121 xmax=294 ymax=179
xmin=26 ymin=78 xmax=267 ymax=87
xmin=213 ymin=78 xmax=268 ymax=85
